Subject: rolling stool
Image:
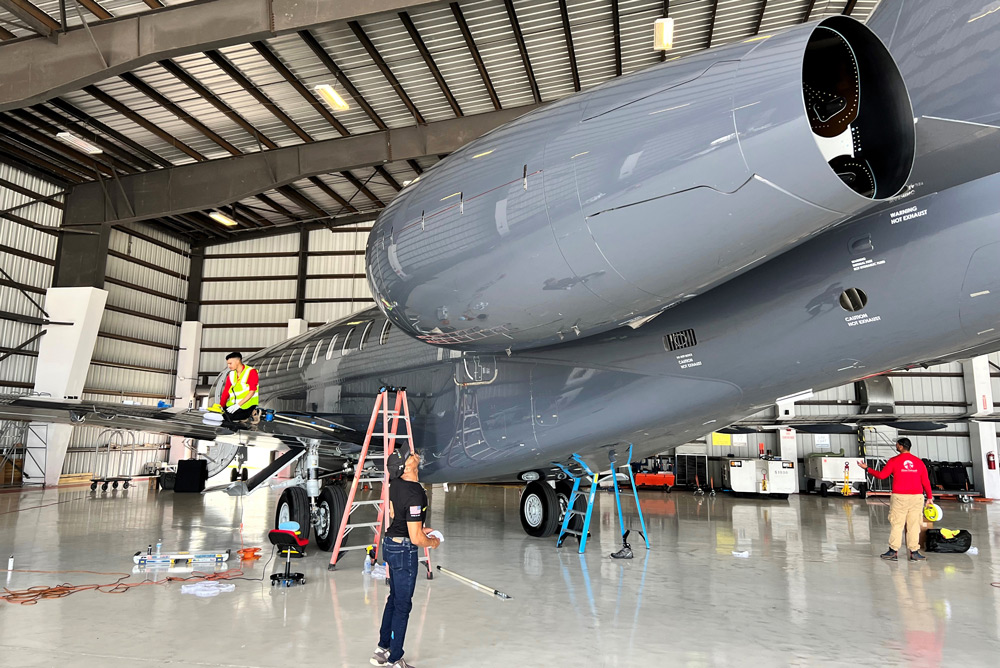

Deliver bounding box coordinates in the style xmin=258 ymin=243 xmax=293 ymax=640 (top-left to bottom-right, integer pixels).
xmin=269 ymin=521 xmax=309 ymax=587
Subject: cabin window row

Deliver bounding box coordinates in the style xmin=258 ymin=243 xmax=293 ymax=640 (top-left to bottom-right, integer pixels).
xmin=258 ymin=320 xmax=392 ymax=377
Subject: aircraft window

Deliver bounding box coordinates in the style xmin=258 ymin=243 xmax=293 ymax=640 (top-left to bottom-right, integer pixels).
xmin=287 ymin=350 xmax=299 ymax=370
xmin=380 ymin=321 xmax=391 ymax=345
xmin=298 ymin=347 xmax=309 ymax=368
xmin=839 ymin=288 xmax=868 ymax=312
xmin=359 ymin=321 xmax=374 ymax=351
xmin=326 ymin=333 xmax=340 ymax=360
xmin=311 ymin=340 xmax=324 ymax=364
xmin=275 ymin=352 xmax=287 ymax=371
xmin=342 ymin=327 xmax=355 ymax=353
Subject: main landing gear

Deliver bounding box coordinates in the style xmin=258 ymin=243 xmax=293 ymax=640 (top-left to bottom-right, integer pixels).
xmin=518 ymin=480 xmax=583 ymax=538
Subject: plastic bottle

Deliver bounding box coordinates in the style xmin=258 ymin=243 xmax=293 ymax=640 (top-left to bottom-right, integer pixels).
xmin=7 ymin=555 xmax=12 ymax=571
xmin=363 ymin=557 xmax=372 ymax=574
xmin=156 ymin=539 xmax=162 ymax=556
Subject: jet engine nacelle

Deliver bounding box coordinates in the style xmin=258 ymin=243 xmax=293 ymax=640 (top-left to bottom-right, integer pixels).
xmin=367 ymin=17 xmax=913 ymax=351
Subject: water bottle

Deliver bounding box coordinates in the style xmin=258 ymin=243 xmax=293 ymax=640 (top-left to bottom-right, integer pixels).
xmin=156 ymin=539 xmax=162 ymax=556
xmin=7 ymin=555 xmax=12 ymax=571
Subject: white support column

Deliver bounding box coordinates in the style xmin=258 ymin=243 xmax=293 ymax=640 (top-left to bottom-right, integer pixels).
xmin=169 ymin=321 xmax=203 ymax=464
xmin=29 ymin=287 xmax=108 ymax=486
xmin=287 ymin=318 xmax=308 ymax=339
xmin=962 ymin=356 xmax=1000 ymax=499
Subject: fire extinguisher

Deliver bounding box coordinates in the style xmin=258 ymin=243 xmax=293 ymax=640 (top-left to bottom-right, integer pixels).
xmin=988 ymin=451 xmax=996 ymax=471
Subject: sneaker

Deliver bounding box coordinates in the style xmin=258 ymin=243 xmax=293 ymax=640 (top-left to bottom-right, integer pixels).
xmin=880 ymin=549 xmax=898 ymax=561
xmin=909 ymin=551 xmax=926 ymax=561
xmin=389 ymin=660 xmax=415 ymax=668
xmin=370 ymin=647 xmax=390 ymax=666
xmin=611 ymin=546 xmax=634 ymax=559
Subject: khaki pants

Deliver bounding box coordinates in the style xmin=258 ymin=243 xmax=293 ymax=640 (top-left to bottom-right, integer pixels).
xmin=888 ymin=493 xmax=924 ymax=552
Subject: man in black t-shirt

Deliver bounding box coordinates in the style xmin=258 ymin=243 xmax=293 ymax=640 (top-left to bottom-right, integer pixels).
xmin=371 ymin=449 xmax=440 ymax=668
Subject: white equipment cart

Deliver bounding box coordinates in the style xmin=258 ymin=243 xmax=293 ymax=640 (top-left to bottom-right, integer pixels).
xmin=722 ymin=458 xmax=795 ymax=499
xmin=804 ymin=455 xmax=867 ymax=497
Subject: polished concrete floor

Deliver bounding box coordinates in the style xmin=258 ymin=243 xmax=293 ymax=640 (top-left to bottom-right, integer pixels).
xmin=1 ymin=482 xmax=999 ymax=667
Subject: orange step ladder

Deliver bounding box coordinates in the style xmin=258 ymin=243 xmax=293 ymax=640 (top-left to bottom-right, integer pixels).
xmin=328 ymin=387 xmax=432 ymax=578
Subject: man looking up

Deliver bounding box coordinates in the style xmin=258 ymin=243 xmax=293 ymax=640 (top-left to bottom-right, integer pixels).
xmin=859 ymin=437 xmax=934 ymax=562
xmin=220 ymin=352 xmax=259 ymax=423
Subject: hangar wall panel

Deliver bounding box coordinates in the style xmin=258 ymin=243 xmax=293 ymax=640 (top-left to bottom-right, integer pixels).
xmin=0 ymin=162 xmax=63 ymax=395
xmin=198 ymin=228 xmax=374 ymax=379
xmin=71 ymin=225 xmax=191 ymax=451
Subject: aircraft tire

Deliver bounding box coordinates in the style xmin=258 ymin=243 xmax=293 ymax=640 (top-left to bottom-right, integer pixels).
xmin=820 ymin=482 xmax=830 ymax=497
xmin=275 ymin=487 xmax=311 ymax=544
xmin=315 ymin=484 xmax=347 ymax=555
xmin=520 ymin=481 xmax=560 ymax=538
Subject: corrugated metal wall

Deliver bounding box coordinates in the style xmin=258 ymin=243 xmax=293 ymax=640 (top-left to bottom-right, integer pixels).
xmin=671 ymin=358 xmax=997 ymax=492
xmin=0 ymin=163 xmax=63 ymax=395
xmin=69 ymin=224 xmax=190 ymax=453
xmin=199 ymin=226 xmax=372 ymax=379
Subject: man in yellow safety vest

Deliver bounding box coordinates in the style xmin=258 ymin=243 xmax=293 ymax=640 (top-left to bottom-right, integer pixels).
xmin=221 ymin=352 xmax=259 ymax=423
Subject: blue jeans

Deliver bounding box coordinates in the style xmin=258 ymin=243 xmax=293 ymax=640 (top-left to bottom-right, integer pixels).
xmin=378 ymin=537 xmax=418 ymax=662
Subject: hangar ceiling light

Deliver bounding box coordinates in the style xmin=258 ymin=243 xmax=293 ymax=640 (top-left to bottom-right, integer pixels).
xmin=314 ymin=84 xmax=350 ymax=112
xmin=209 ymin=211 xmax=238 ymax=227
xmin=654 ymin=17 xmax=675 ymax=51
xmin=55 ymin=132 xmax=102 ymax=155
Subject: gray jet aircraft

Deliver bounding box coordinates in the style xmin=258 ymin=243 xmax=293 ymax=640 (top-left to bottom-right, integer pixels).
xmin=5 ymin=0 xmax=999 ymax=550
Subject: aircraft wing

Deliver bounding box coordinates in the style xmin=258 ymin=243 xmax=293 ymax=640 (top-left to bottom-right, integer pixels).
xmin=0 ymin=395 xmax=220 ymax=440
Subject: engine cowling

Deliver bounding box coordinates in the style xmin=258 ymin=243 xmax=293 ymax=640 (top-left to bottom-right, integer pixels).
xmin=367 ymin=16 xmax=913 ymax=351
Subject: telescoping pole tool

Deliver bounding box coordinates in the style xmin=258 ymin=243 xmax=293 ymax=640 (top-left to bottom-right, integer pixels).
xmin=436 ymin=566 xmax=511 ymax=599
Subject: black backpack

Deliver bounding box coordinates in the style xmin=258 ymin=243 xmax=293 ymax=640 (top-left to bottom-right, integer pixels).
xmin=926 ymin=528 xmax=972 ymax=553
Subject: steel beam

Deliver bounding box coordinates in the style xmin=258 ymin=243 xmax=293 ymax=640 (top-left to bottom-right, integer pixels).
xmin=754 ymin=0 xmax=768 ymax=35
xmin=0 ymin=0 xmax=442 ymax=112
xmin=611 ymin=0 xmax=622 ymax=77
xmin=502 ymin=0 xmax=541 ymax=104
xmin=706 ymin=0 xmax=719 ymax=48
xmin=63 ymin=105 xmax=539 ymax=227
xmin=399 ymin=11 xmax=462 ymax=117
xmin=558 ymin=0 xmax=580 ymax=91
xmin=451 ymin=2 xmax=501 ymax=110
xmin=0 ymin=0 xmax=59 ymax=38
xmin=348 ymin=21 xmax=425 ymax=124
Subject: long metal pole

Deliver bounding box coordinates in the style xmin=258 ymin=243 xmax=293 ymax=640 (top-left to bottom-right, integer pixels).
xmin=436 ymin=565 xmax=511 ymax=599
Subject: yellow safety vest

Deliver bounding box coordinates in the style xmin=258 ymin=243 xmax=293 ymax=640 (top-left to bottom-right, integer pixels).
xmin=226 ymin=364 xmax=259 ymax=409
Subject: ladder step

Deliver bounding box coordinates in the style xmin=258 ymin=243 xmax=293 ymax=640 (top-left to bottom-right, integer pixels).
xmin=370 ymin=433 xmax=411 ymax=438
xmin=338 ymin=544 xmax=377 ymax=552
xmin=346 ymin=522 xmax=382 ymax=529
xmin=357 ymin=478 xmax=385 ymax=484
xmin=351 ymin=500 xmax=383 ymax=506
xmin=561 ymin=529 xmax=582 ymax=536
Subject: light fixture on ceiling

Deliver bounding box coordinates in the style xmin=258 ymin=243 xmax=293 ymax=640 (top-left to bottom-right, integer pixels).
xmin=314 ymin=83 xmax=350 ymax=111
xmin=56 ymin=132 xmax=102 ymax=155
xmin=654 ymin=17 xmax=675 ymax=51
xmin=209 ymin=210 xmax=238 ymax=227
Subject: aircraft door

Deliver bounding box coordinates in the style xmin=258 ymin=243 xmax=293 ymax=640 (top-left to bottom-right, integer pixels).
xmin=455 ymin=354 xmax=498 ymax=386
xmin=959 ymin=243 xmax=1000 ymax=339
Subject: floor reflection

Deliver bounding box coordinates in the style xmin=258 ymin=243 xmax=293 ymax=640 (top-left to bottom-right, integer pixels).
xmin=0 ymin=483 xmax=998 ymax=667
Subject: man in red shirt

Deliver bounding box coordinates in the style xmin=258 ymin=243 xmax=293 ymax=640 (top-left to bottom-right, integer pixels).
xmin=859 ymin=438 xmax=934 ymax=561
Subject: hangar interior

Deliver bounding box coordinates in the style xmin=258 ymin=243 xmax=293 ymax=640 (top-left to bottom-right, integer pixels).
xmin=1 ymin=0 xmax=1000 ymax=666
